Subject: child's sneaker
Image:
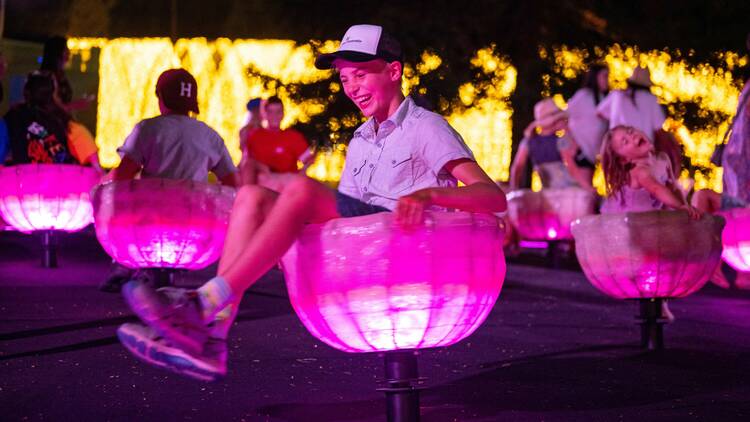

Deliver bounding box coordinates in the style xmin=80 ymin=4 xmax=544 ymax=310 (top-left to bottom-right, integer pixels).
xmin=117 ymin=323 xmax=227 ymax=381
xmin=122 ymin=281 xmax=209 ymax=356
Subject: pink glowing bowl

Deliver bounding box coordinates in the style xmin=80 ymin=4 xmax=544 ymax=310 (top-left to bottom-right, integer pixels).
xmin=280 ymin=211 xmax=506 ymax=353
xmin=92 ymin=179 xmax=236 ymax=270
xmin=571 ymin=211 xmax=724 ymax=299
xmin=0 ymin=164 xmax=100 ymax=233
xmin=507 ymin=188 xmax=596 ymax=241
xmin=719 ymin=207 xmax=750 ymax=272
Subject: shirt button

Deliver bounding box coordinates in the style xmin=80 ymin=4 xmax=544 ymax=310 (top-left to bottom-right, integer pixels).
xmin=391 ymin=160 xmax=396 ymax=164
xmin=363 ymin=187 xmax=368 ymax=192
xmin=369 ymin=163 xmax=374 ymax=168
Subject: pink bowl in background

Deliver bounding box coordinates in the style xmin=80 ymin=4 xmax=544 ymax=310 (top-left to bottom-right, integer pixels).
xmin=507 ymin=188 xmax=596 ymax=241
xmin=92 ymin=179 xmax=235 ymax=270
xmin=572 ymin=211 xmax=724 ymax=299
xmin=719 ymin=207 xmax=750 ymax=272
xmin=0 ymin=164 xmax=100 ymax=232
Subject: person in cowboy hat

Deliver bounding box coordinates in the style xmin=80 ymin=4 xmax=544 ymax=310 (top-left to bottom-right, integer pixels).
xmin=510 ymin=97 xmax=594 ymax=191
xmin=566 ymin=64 xmax=610 ymax=167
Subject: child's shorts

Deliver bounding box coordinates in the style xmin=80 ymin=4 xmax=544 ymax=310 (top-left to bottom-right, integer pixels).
xmin=335 ymin=191 xmax=390 ymax=217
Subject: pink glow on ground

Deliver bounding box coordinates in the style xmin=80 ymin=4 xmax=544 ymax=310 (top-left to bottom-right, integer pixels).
xmin=507 ymin=188 xmax=595 ymax=241
xmin=281 ymin=212 xmax=506 ymax=353
xmin=572 ymin=211 xmax=724 ymax=299
xmin=0 ymin=164 xmax=99 ymax=232
xmin=92 ymin=179 xmax=235 ymax=270
xmin=719 ymin=208 xmax=750 ymax=272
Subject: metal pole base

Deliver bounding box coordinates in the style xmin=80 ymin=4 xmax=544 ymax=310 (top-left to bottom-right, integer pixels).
xmin=378 ymin=350 xmax=421 ymax=422
xmin=636 ymin=298 xmax=666 ymax=350
xmin=143 ymin=268 xmax=177 ymax=288
xmin=546 ymin=240 xmax=561 ymax=268
xmin=41 ymin=230 xmax=57 ymax=268
xmin=156 ymin=268 xmax=176 ymax=287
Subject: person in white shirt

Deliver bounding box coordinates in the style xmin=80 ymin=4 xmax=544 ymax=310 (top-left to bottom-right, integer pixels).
xmin=596 ymin=66 xmax=666 ymax=142
xmin=100 ymin=69 xmax=238 ymax=293
xmin=566 ymin=64 xmax=610 ymax=165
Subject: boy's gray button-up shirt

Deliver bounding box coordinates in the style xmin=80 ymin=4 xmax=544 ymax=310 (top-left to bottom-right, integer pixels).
xmin=338 ymin=96 xmax=475 ymax=210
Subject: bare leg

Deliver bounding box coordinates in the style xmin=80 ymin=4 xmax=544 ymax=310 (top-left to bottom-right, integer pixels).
xmin=238 ymin=155 xmax=259 ymax=185
xmin=210 ymin=186 xmax=279 ymax=334
xmin=219 ymin=175 xmax=340 ymax=295
xmin=218 ymin=185 xmax=278 ymax=275
xmin=691 ymin=189 xmax=721 ymax=213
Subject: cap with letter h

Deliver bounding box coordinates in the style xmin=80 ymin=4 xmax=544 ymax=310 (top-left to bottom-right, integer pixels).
xmin=155 ymin=68 xmax=199 ymax=114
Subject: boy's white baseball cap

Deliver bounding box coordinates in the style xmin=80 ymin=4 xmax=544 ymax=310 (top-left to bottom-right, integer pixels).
xmin=315 ymin=24 xmax=402 ymax=69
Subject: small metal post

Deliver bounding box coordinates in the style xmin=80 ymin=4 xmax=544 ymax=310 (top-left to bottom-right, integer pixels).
xmin=546 ymin=240 xmax=562 ymax=268
xmin=379 ymin=350 xmax=420 ymax=422
xmin=637 ymin=298 xmax=665 ymax=350
xmin=146 ymin=268 xmax=176 ymax=288
xmin=41 ymin=230 xmax=57 ymax=268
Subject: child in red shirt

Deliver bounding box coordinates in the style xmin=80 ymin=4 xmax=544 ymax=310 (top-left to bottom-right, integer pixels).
xmin=242 ymin=96 xmax=314 ymax=187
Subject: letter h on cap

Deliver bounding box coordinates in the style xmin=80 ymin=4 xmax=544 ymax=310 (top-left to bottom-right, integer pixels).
xmin=180 ymin=82 xmax=193 ymax=98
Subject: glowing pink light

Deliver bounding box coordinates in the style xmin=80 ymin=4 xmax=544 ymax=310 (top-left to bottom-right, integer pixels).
xmin=572 ymin=211 xmax=724 ymax=299
xmin=0 ymin=164 xmax=99 ymax=232
xmin=92 ymin=179 xmax=235 ymax=270
xmin=281 ymin=212 xmax=506 ymax=353
xmin=719 ymin=207 xmax=750 ymax=272
xmin=507 ymin=188 xmax=595 ymax=241
xmin=519 ymin=240 xmax=548 ymax=249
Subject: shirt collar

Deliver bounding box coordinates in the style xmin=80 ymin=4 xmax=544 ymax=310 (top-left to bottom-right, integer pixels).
xmin=353 ymin=96 xmax=415 ymax=142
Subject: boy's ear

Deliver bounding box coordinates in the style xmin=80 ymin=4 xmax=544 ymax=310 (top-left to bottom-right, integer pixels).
xmin=388 ymin=61 xmax=403 ymax=82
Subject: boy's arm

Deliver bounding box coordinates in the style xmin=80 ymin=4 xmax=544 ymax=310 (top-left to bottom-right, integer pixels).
xmin=105 ymin=155 xmax=141 ymax=182
xmin=298 ymin=147 xmax=316 ymax=173
xmin=395 ymin=158 xmax=507 ymax=226
xmin=509 ymin=141 xmax=529 ymax=190
xmin=559 ymin=134 xmax=595 ymax=191
xmin=89 ymin=153 xmax=104 ymax=175
xmin=219 ymin=171 xmax=240 ymax=187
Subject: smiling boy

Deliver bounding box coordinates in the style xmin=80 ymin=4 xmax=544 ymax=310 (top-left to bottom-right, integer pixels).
xmin=118 ymin=24 xmax=507 ymax=381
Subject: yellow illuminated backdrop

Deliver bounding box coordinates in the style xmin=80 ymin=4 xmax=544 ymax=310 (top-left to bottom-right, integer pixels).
xmin=69 ymin=38 xmax=515 ymax=183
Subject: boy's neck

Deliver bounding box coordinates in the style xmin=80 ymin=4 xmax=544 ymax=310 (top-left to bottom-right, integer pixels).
xmin=373 ymin=93 xmax=406 ymax=130
xmin=161 ymin=110 xmax=189 ymax=117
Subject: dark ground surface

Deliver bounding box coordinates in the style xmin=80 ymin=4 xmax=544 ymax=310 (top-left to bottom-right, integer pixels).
xmin=2 ymin=228 xmax=750 ymax=422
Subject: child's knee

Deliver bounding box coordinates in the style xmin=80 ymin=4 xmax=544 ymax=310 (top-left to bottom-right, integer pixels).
xmin=235 ymin=185 xmax=275 ymax=210
xmin=283 ymin=175 xmax=320 ymax=202
xmin=691 ymin=189 xmax=720 ymax=212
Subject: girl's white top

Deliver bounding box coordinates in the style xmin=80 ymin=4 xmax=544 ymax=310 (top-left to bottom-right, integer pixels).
xmin=597 ymin=89 xmax=666 ymax=141
xmin=567 ymin=88 xmax=608 ymax=162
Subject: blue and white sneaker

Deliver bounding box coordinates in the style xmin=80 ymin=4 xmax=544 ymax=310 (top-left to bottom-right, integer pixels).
xmin=122 ymin=282 xmax=209 ymax=356
xmin=117 ymin=322 xmax=227 ymax=382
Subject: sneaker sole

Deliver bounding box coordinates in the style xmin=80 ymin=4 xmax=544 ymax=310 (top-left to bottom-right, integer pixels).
xmin=117 ymin=326 xmax=223 ymax=382
xmin=122 ymin=281 xmax=207 ymax=355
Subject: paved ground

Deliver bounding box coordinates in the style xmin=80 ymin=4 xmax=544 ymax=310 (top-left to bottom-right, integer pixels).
xmin=2 ymin=229 xmax=750 ymax=421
